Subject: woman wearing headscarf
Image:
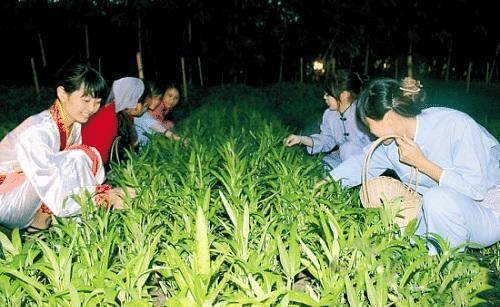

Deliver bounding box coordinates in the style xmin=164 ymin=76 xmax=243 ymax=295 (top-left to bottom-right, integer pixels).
xmin=82 ymin=77 xmax=146 ymax=164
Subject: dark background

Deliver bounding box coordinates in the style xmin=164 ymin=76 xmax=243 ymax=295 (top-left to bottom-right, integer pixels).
xmin=0 ymin=0 xmax=498 ymax=87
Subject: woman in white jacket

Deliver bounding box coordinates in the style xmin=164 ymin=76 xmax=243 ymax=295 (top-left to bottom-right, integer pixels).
xmin=0 ymin=64 xmax=132 ymax=230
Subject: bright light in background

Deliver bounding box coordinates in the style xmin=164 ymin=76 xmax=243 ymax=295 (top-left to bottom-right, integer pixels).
xmin=313 ymin=60 xmax=325 ymax=75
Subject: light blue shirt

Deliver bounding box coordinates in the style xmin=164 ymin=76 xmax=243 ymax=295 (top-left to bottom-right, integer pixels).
xmin=134 ymin=112 xmax=165 ymax=146
xmin=307 ymin=100 xmax=371 ymax=162
xmin=331 ymin=107 xmax=500 ymax=201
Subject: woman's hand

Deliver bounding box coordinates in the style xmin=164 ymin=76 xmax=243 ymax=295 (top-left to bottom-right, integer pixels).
xmin=395 ymin=136 xmax=426 ymax=168
xmin=396 ymin=136 xmax=443 ymax=182
xmin=164 ymin=120 xmax=175 ymax=130
xmin=283 ymin=134 xmax=302 ymax=147
xmin=165 ymin=130 xmax=182 ymax=141
xmin=171 ymin=133 xmax=181 ymax=141
xmin=165 ymin=130 xmax=188 ymax=145
xmin=109 ymin=187 xmax=136 ymax=210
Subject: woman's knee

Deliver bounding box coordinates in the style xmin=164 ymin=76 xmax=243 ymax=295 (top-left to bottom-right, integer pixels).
xmin=421 ymin=187 xmax=467 ymax=216
xmin=52 ymin=150 xmax=94 ymax=181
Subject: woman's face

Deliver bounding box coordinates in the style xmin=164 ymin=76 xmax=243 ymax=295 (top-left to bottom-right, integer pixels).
xmin=365 ymin=111 xmax=397 ymax=141
xmin=162 ymin=88 xmax=180 ymax=110
xmin=323 ymin=92 xmax=340 ymax=111
xmin=147 ymin=96 xmax=162 ymax=111
xmin=57 ymin=84 xmax=101 ymax=124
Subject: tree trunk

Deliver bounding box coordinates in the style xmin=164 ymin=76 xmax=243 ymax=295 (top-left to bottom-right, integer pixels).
xmin=198 ymin=57 xmax=204 ymax=87
xmin=488 ymin=58 xmax=496 ymax=84
xmin=466 ymin=61 xmax=472 ymax=93
xmin=137 ymin=15 xmax=142 ymax=54
xmin=30 ymin=57 xmax=40 ymax=97
xmin=136 ymin=52 xmax=144 ymax=79
xmin=486 ymin=62 xmax=490 ymax=84
xmin=181 ymin=57 xmax=188 ymax=101
xmin=407 ymin=54 xmax=413 ymax=78
xmin=331 ymin=57 xmax=336 ymax=76
xmin=38 ymin=31 xmax=47 ymax=67
xmin=189 ymin=63 xmax=193 ymax=85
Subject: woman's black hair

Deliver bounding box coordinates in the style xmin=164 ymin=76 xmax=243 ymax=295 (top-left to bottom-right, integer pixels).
xmin=117 ymin=111 xmax=138 ymax=158
xmin=163 ymin=82 xmax=178 ymax=92
xmin=145 ymin=80 xmax=162 ymax=98
xmin=356 ymin=77 xmax=425 ymax=127
xmin=56 ymin=63 xmax=107 ymax=99
xmin=161 ymin=82 xmax=180 ymax=100
xmin=324 ymin=70 xmax=368 ymax=100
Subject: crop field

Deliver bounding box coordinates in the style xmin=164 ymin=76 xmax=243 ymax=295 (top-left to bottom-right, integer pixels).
xmin=0 ymin=82 xmax=499 ymax=305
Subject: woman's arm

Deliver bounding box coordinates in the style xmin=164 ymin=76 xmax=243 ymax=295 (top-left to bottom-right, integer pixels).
xmin=284 ymin=135 xmax=313 ymax=147
xmin=307 ymin=111 xmax=338 ymax=154
xmin=398 ymin=119 xmax=494 ymax=201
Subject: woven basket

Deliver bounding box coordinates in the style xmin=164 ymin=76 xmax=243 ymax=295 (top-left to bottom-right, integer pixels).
xmin=359 ymin=135 xmax=422 ymax=227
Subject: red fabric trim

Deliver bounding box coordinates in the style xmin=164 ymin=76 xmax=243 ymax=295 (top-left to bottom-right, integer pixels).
xmin=66 ymin=144 xmax=100 ymax=176
xmin=40 ymin=203 xmax=53 ymax=214
xmin=50 ymin=102 xmax=69 ymax=149
xmin=49 ymin=101 xmax=69 ymax=150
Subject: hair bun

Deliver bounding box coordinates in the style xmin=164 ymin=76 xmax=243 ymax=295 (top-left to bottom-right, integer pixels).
xmin=400 ymin=77 xmax=423 ymax=97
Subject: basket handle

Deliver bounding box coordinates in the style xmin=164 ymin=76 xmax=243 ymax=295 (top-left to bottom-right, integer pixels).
xmin=361 ymin=134 xmax=419 ymax=204
xmin=110 ymin=136 xmax=122 ymax=166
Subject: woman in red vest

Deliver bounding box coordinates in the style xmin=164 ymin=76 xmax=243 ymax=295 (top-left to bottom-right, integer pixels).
xmin=82 ymin=77 xmax=146 ymax=164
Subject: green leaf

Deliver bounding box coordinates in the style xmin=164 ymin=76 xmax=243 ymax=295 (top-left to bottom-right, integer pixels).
xmin=195 ymin=206 xmax=210 ymax=276
xmin=345 ymin=276 xmax=361 ymax=307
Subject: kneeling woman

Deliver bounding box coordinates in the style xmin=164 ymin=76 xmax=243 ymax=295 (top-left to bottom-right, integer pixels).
xmin=284 ymin=70 xmax=371 ymax=170
xmin=0 ymin=64 xmax=131 ymax=230
xmin=135 ymin=82 xmax=184 ymax=147
xmin=321 ymin=77 xmax=500 ymax=251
